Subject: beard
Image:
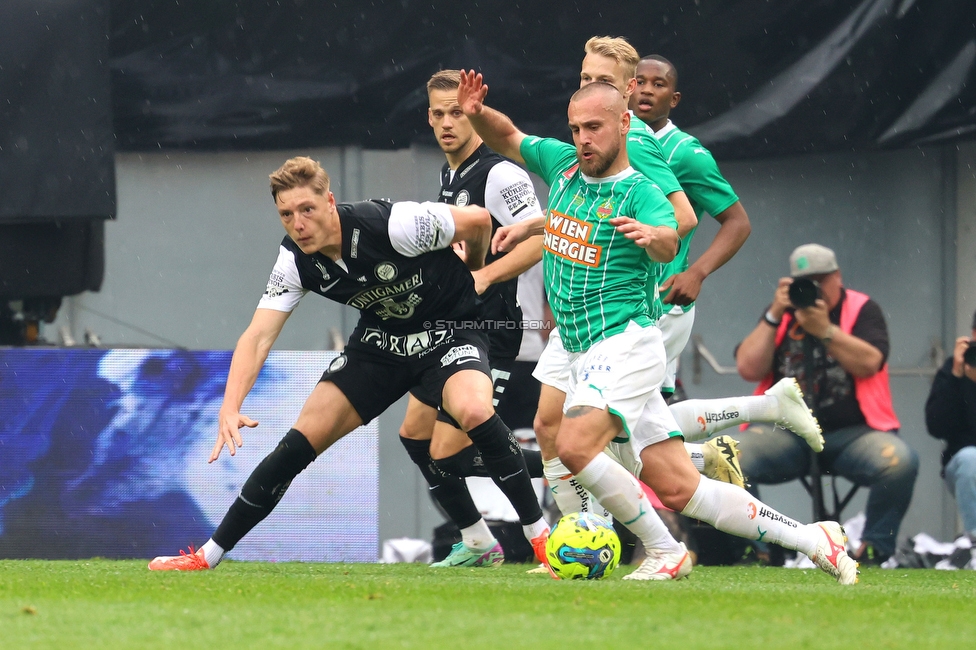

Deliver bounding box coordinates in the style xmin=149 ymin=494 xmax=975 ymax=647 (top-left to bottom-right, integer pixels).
xmin=577 ymin=140 xmax=620 ymax=177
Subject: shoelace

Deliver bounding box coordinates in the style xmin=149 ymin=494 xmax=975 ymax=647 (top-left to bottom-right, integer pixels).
xmin=177 ymin=545 xmax=207 ymax=567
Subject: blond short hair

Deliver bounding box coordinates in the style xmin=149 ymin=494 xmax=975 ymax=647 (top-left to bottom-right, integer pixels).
xmin=269 ymin=156 xmax=330 ymax=201
xmin=585 ymin=36 xmax=640 ymax=80
xmin=427 ymin=69 xmax=461 ymax=93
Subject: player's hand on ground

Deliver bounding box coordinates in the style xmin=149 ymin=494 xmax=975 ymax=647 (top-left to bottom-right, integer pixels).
xmin=457 ymin=70 xmax=488 ymax=116
xmin=661 ymin=269 xmax=705 ymax=306
xmin=210 ymin=408 xmax=259 ymax=463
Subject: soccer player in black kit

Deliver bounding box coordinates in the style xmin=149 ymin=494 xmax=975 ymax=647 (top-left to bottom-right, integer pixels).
xmin=148 ymin=156 xmax=549 ymax=570
xmin=397 ymin=70 xmax=548 ymax=567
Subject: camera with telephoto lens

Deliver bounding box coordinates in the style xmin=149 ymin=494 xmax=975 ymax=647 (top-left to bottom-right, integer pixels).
xmin=965 ymin=341 xmax=976 ymax=367
xmin=788 ymin=277 xmax=821 ymax=309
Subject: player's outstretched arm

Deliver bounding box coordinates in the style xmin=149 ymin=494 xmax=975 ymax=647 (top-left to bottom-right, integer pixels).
xmin=457 ymin=69 xmax=528 ymax=163
xmin=609 ymin=217 xmax=678 ymax=263
xmin=211 ymin=308 xmax=290 ymax=463
xmin=472 ymin=235 xmax=544 ymax=294
xmin=449 ymin=205 xmax=492 ymax=271
xmin=492 ymin=216 xmax=546 ymax=254
xmin=663 ymin=201 xmax=751 ymax=306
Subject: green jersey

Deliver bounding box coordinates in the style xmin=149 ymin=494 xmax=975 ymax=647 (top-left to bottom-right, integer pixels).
xmin=520 ymin=135 xmax=677 ymax=353
xmin=656 ymin=120 xmax=738 ymax=311
xmin=626 ymin=114 xmax=682 ymax=196
xmin=625 ymin=113 xmax=686 ymax=314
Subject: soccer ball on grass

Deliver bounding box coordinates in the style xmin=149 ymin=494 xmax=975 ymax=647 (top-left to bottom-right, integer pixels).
xmin=546 ymin=512 xmax=621 ymax=579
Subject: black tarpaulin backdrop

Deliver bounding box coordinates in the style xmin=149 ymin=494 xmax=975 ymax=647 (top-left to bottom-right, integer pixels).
xmin=109 ymin=0 xmax=976 ymax=157
xmin=0 ymin=0 xmax=115 ymax=222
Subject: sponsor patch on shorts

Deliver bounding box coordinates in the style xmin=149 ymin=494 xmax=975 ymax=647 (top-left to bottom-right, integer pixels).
xmin=440 ymin=344 xmax=481 ymax=367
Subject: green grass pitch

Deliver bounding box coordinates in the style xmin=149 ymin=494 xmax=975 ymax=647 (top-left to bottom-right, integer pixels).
xmin=3 ymin=560 xmax=975 ymax=649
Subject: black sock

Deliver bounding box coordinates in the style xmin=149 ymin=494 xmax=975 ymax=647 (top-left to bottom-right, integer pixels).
xmin=399 ymin=436 xmax=482 ymax=530
xmin=465 ymin=414 xmax=543 ymax=525
xmin=439 ymin=444 xmax=544 ymax=479
xmin=212 ymin=428 xmax=317 ymax=551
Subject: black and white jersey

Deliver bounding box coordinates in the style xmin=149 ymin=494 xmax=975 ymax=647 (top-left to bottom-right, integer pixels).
xmin=438 ymin=143 xmax=544 ymax=359
xmin=258 ymin=199 xmax=482 ymax=357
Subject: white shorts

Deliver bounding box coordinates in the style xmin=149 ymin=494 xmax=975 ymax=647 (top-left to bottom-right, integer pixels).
xmin=565 ymin=322 xmax=666 ymax=442
xmin=657 ymin=304 xmax=696 ymax=392
xmin=532 ymin=328 xmax=571 ymax=395
xmin=608 ymin=390 xmax=684 ymax=477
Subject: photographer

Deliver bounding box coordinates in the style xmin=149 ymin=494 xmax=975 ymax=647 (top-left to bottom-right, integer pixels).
xmin=734 ymin=243 xmax=918 ymax=565
xmin=925 ymin=310 xmax=976 ymax=545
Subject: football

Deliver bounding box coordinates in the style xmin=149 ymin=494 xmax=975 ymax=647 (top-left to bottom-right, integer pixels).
xmin=546 ymin=512 xmax=621 ymax=580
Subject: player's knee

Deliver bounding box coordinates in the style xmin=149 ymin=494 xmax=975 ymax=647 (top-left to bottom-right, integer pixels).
xmin=650 ymin=477 xmax=698 ymax=512
xmin=398 ymin=420 xmax=424 ymax=440
xmin=452 ymin=403 xmax=495 ymax=433
xmin=554 ymin=436 xmax=592 ymax=475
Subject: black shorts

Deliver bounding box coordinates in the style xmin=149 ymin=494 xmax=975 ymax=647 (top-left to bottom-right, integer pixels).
xmin=320 ymin=329 xmax=492 ymax=424
xmin=411 ymin=354 xmax=516 ymax=428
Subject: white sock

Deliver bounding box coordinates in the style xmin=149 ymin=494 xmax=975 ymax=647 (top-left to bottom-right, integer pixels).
xmin=523 ymin=518 xmax=550 ymax=542
xmin=669 ymin=395 xmax=778 ymax=441
xmin=685 ymin=443 xmax=705 ymax=471
xmin=575 ymin=453 xmax=681 ymax=554
xmin=543 ymin=456 xmax=604 ymax=517
xmin=460 ymin=519 xmax=496 ymax=550
xmin=201 ymin=539 xmax=224 ymax=567
xmin=680 ymin=477 xmax=818 ymax=556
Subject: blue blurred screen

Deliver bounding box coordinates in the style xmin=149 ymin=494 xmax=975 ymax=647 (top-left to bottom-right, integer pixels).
xmin=0 ymin=349 xmax=378 ymax=562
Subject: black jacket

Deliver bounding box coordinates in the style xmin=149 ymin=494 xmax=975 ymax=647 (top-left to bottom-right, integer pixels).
xmin=925 ymin=356 xmax=976 ymax=469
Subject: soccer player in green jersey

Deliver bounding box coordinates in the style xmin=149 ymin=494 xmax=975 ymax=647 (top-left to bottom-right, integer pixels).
xmin=459 ymin=70 xmax=858 ymax=583
xmin=631 ymin=53 xmax=750 ymax=395
xmin=534 ymin=37 xmax=821 ymax=521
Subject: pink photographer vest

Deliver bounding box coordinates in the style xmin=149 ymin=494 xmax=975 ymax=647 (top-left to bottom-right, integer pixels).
xmin=748 ymin=289 xmax=900 ymax=432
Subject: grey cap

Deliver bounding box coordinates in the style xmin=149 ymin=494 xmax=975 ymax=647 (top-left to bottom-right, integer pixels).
xmin=789 ymin=243 xmax=839 ymax=277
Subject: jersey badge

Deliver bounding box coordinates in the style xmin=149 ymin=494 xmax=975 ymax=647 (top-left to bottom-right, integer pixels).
xmin=374 ymin=262 xmax=398 ymax=282
xmin=454 ymin=190 xmax=470 ymax=207
xmin=314 ymin=260 xmax=330 ymax=280
xmin=596 ymin=199 xmax=615 ymax=219
xmin=328 ymin=354 xmax=348 ymax=373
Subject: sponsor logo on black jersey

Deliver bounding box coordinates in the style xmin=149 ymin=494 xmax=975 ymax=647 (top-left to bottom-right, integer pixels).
xmin=348 ymin=271 xmax=424 ymax=319
xmin=440 ymin=344 xmax=481 ymax=367
xmin=360 ymin=327 xmax=452 ymax=356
